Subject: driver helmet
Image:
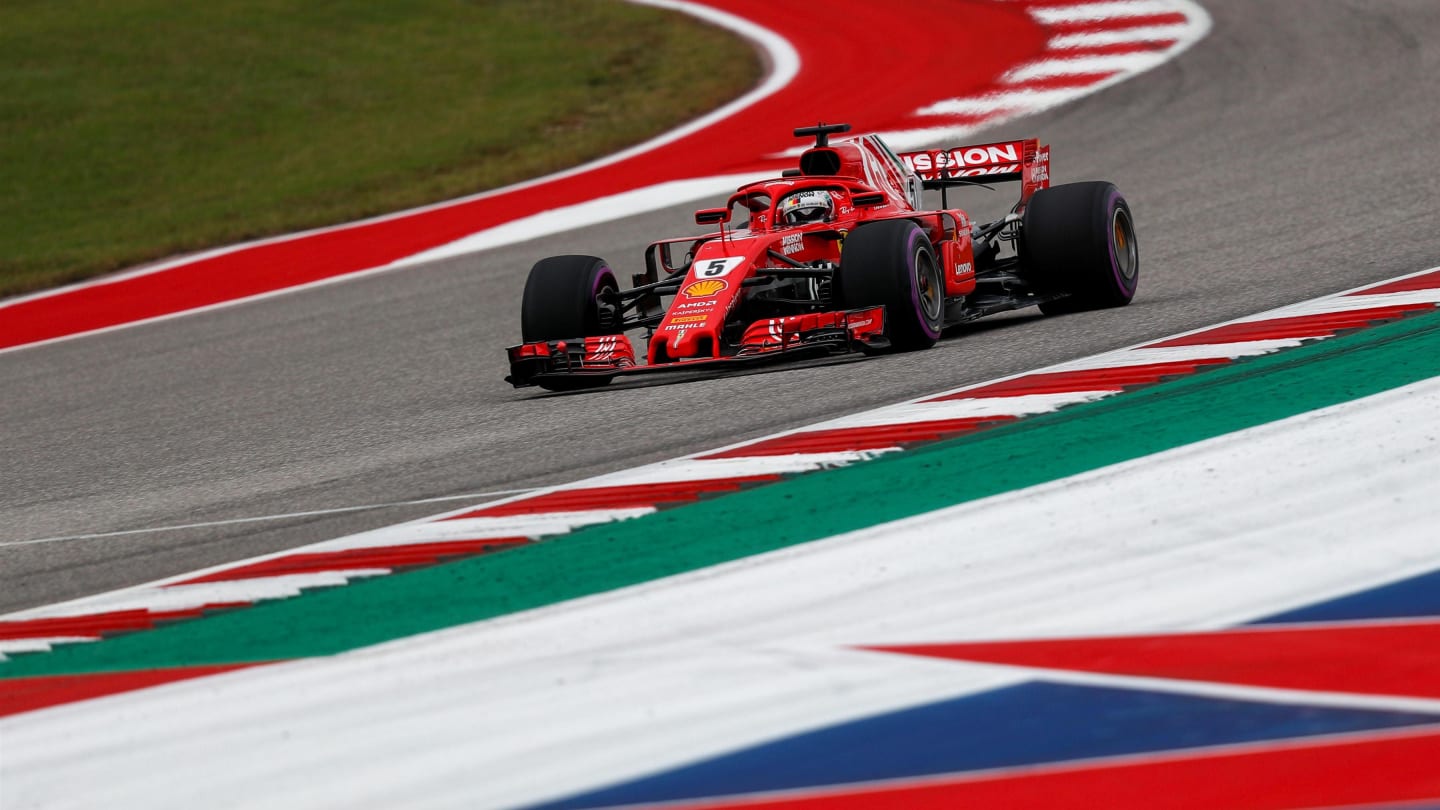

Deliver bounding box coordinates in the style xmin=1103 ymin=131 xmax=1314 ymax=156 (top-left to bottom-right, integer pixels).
xmin=780 ymin=190 xmax=833 ymax=226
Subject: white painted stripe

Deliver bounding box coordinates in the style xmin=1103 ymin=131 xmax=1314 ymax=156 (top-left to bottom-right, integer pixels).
xmin=1048 ymin=24 xmax=1191 ymax=48
xmin=318 ymin=510 xmax=655 ymax=552
xmin=916 ymin=88 xmax=1088 ymax=116
xmin=388 ymin=174 xmax=756 ymax=267
xmin=816 ymin=392 xmax=1111 ymax=429
xmin=8 ymin=376 xmax=1437 ymax=808
xmin=1233 ymin=289 xmax=1440 ymax=320
xmin=1049 ymin=339 xmax=1311 ymax=370
xmin=0 ymin=637 xmax=98 ymax=660
xmin=1029 ymin=0 xmax=1181 ymax=24
xmin=578 ymin=453 xmax=882 ymax=488
xmin=1004 ymin=52 xmax=1167 ymax=81
xmin=21 ymin=572 xmax=392 ymax=619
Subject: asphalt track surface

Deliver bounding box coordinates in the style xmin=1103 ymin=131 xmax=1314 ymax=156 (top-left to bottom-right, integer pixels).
xmin=4 ymin=0 xmax=1440 ymax=614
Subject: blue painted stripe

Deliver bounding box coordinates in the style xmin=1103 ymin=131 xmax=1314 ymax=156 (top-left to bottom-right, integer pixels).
xmin=1254 ymin=567 xmax=1440 ymax=625
xmin=530 ymin=681 xmax=1440 ymax=810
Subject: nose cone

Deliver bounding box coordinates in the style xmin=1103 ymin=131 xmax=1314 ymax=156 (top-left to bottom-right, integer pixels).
xmin=652 ymin=277 xmax=735 ymax=361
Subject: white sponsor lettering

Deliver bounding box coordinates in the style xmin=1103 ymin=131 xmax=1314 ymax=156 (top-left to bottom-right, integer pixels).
xmin=986 ymin=143 xmax=1020 ymax=163
xmin=781 ymin=233 xmax=804 ymax=256
xmin=902 ymin=142 xmax=1028 ymax=179
xmin=937 ymin=143 xmax=1022 ymax=169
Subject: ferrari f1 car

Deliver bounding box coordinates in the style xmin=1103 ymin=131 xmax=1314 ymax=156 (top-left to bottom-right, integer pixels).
xmin=506 ymin=123 xmax=1138 ymax=390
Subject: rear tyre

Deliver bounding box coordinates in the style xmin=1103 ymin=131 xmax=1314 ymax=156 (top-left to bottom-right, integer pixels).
xmin=1019 ymin=181 xmax=1138 ymax=315
xmin=838 ymin=220 xmax=943 ymax=351
xmin=521 ymin=255 xmax=622 ymax=342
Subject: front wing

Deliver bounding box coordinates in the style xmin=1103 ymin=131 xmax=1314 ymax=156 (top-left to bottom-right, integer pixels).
xmin=506 ymin=307 xmax=887 ymax=390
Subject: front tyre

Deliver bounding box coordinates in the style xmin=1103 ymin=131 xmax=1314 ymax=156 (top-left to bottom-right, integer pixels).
xmin=1020 ymin=181 xmax=1138 ymax=315
xmin=838 ymin=220 xmax=944 ymax=351
xmin=520 ymin=255 xmax=623 ymax=342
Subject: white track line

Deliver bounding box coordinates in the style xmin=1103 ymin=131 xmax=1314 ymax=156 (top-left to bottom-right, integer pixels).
xmin=0 ymin=488 xmax=538 ymax=549
xmin=0 ymin=0 xmax=801 ymax=356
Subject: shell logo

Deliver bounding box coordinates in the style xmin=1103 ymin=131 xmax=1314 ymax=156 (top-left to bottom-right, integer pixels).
xmin=681 ymin=279 xmax=727 ymax=298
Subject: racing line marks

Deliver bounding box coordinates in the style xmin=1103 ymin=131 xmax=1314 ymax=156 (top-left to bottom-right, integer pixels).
xmin=5 ymin=265 xmax=1440 ymax=712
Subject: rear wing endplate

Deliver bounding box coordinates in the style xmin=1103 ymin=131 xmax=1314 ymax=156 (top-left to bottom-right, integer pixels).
xmin=899 ymin=138 xmax=1050 ymax=202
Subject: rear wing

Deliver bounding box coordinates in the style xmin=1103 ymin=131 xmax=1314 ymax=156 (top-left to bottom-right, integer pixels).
xmin=899 ymin=138 xmax=1050 ymax=202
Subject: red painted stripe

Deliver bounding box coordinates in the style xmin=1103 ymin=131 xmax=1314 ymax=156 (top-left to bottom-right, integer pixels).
xmin=167 ymin=538 xmax=531 ymax=585
xmin=0 ymin=664 xmax=264 ymax=718
xmin=1043 ymin=41 xmax=1180 ymax=57
xmin=448 ymin=475 xmax=784 ymax=519
xmin=871 ymin=619 xmax=1440 ymax=699
xmin=1351 ymin=269 xmax=1440 ymax=296
xmin=927 ymin=359 xmax=1229 ymax=401
xmin=676 ymin=730 xmax=1440 ymax=809
xmin=1145 ymin=305 xmax=1437 ymax=348
xmin=1012 ymin=72 xmax=1122 ymax=91
xmin=701 ymin=417 xmax=1015 ymax=458
xmin=0 ymin=606 xmax=245 ymax=642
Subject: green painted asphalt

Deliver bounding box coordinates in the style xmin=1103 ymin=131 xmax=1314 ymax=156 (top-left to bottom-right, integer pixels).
xmin=8 ymin=308 xmax=1440 ymax=677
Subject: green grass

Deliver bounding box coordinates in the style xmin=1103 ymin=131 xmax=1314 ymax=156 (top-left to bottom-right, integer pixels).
xmin=0 ymin=0 xmax=761 ymax=298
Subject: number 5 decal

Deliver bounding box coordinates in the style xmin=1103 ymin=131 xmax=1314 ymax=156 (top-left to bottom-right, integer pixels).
xmin=696 ymin=257 xmax=744 ymax=278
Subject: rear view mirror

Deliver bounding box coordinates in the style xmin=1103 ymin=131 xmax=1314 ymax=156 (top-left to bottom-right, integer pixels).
xmin=695 ymin=207 xmax=730 ymax=225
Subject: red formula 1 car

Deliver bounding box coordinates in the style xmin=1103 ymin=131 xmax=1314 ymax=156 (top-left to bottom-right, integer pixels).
xmin=506 ymin=123 xmax=1137 ymax=390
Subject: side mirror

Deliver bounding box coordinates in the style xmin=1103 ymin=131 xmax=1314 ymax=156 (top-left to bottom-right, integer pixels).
xmin=852 ymin=192 xmax=885 ymax=208
xmin=695 ymin=207 xmax=730 ymax=226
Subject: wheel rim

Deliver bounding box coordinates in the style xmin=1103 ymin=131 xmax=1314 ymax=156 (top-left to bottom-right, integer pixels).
xmin=1112 ymin=207 xmax=1138 ymax=281
xmin=914 ymin=245 xmax=944 ymax=322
